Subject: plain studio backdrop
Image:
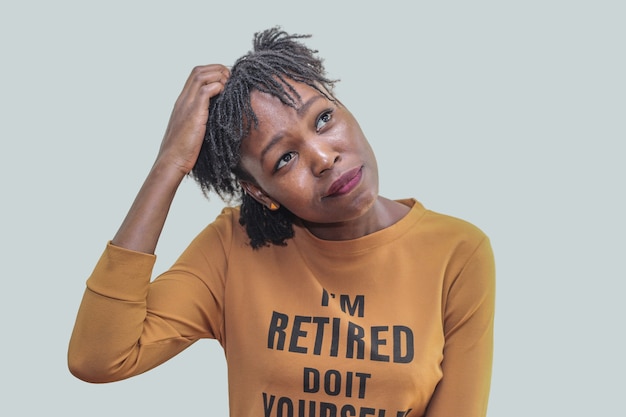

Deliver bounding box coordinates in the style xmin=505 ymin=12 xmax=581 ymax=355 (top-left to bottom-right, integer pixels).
xmin=1 ymin=1 xmax=623 ymax=416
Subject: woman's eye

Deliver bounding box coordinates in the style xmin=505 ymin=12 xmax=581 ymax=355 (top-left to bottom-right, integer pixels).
xmin=275 ymin=152 xmax=295 ymax=171
xmin=315 ymin=110 xmax=333 ymax=131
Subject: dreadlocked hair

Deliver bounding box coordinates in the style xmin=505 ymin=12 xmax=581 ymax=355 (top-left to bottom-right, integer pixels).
xmin=191 ymin=26 xmax=339 ymax=249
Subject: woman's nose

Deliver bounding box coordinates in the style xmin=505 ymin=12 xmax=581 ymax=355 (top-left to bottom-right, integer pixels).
xmin=308 ymin=139 xmax=340 ymax=176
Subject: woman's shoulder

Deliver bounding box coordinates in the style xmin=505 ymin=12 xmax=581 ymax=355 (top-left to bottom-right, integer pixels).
xmin=189 ymin=205 xmax=248 ymax=249
xmin=402 ymin=198 xmax=489 ymax=244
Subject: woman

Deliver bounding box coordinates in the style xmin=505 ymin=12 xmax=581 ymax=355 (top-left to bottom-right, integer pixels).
xmin=68 ymin=27 xmax=495 ymax=417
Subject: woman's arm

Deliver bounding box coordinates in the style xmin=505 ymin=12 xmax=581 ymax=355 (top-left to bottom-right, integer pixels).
xmin=425 ymin=238 xmax=496 ymax=417
xmin=68 ymin=65 xmax=230 ymax=382
xmin=112 ymin=64 xmax=230 ymax=254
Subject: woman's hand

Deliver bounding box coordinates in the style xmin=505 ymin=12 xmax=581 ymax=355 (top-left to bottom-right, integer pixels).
xmin=156 ymin=64 xmax=230 ymax=175
xmin=111 ymin=64 xmax=229 ymax=254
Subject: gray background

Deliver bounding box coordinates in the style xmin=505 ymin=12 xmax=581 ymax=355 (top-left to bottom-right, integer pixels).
xmin=1 ymin=1 xmax=624 ymax=415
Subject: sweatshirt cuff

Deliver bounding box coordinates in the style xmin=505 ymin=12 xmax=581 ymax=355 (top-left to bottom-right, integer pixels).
xmin=86 ymin=241 xmax=157 ymax=302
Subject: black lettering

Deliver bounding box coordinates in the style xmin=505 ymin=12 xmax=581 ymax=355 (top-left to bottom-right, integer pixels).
xmin=298 ymin=400 xmax=305 ymax=417
xmin=396 ymin=409 xmax=412 ymax=417
xmin=360 ymin=408 xmax=376 ymax=417
xmin=322 ymin=289 xmax=330 ymax=306
xmin=345 ymin=371 xmax=353 ymax=398
xmin=289 ymin=315 xmax=312 ymax=354
xmin=312 ymin=317 xmax=329 ymax=355
xmin=330 ymin=318 xmax=340 ymax=357
xmin=370 ymin=326 xmax=390 ymax=362
xmin=393 ymin=326 xmax=414 ymax=363
xmin=355 ymin=372 xmax=371 ymax=399
xmin=277 ymin=397 xmax=293 ymax=417
xmin=324 ymin=369 xmax=341 ymax=396
xmin=268 ymin=311 xmax=288 ymax=350
xmin=263 ymin=393 xmax=275 ymax=417
xmin=340 ymin=294 xmax=365 ymax=317
xmin=298 ymin=400 xmax=318 ymax=417
xmin=320 ymin=402 xmax=337 ymax=417
xmin=303 ymin=368 xmax=320 ymax=393
xmin=341 ymin=405 xmax=357 ymax=417
xmin=305 ymin=369 xmax=370 ymax=398
xmin=269 ymin=312 xmax=413 ymax=364
xmin=346 ymin=322 xmax=365 ymax=359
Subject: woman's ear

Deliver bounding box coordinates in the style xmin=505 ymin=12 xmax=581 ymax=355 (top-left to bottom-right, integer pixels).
xmin=239 ymin=180 xmax=280 ymax=211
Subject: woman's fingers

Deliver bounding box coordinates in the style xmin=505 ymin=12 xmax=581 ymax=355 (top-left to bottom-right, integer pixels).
xmin=157 ymin=64 xmax=231 ymax=174
xmin=180 ymin=64 xmax=230 ymax=101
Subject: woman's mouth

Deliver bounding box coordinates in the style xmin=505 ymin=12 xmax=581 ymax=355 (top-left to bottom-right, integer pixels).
xmin=324 ymin=166 xmax=363 ymax=197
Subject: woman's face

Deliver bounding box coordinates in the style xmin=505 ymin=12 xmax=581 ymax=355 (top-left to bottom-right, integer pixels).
xmin=239 ymin=80 xmax=379 ymax=228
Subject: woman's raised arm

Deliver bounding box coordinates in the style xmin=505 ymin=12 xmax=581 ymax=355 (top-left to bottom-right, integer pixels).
xmin=68 ymin=65 xmax=230 ymax=382
xmin=112 ymin=64 xmax=229 ymax=254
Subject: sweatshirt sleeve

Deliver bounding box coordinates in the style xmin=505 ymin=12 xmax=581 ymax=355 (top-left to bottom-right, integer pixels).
xmin=68 ymin=212 xmax=232 ymax=383
xmin=425 ymin=236 xmax=496 ymax=417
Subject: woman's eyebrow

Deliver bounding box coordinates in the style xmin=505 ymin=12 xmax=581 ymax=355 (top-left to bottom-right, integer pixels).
xmin=261 ymin=133 xmax=284 ymax=163
xmin=260 ymin=95 xmax=325 ymax=163
xmin=296 ymin=95 xmax=323 ymax=117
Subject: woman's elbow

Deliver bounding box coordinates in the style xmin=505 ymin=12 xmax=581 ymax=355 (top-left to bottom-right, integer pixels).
xmin=67 ymin=350 xmax=118 ymax=384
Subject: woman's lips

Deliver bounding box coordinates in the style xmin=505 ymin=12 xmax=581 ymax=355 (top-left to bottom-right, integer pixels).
xmin=325 ymin=166 xmax=363 ymax=197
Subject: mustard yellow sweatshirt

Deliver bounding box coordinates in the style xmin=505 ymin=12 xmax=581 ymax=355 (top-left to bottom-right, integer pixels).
xmin=69 ymin=199 xmax=495 ymax=417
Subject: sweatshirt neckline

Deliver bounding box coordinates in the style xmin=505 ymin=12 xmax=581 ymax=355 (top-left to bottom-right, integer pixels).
xmin=292 ymin=198 xmax=425 ymax=255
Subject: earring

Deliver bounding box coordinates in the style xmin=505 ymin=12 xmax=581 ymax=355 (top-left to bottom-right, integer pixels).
xmin=269 ymin=202 xmax=279 ymax=211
